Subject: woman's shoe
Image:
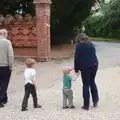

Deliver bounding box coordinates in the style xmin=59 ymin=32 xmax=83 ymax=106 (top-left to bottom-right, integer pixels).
xmin=93 ymin=103 xmax=98 ymax=107
xmin=2 ymin=101 xmax=8 ymax=104
xmin=21 ymin=107 xmax=28 ymax=111
xmin=0 ymin=103 xmax=4 ymax=108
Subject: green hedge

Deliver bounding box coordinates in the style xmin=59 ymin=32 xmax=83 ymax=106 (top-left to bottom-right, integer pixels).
xmin=90 ymin=37 xmax=120 ymax=42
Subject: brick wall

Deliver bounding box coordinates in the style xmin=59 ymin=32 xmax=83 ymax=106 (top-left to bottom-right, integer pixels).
xmin=7 ymin=24 xmax=37 ymax=57
xmin=0 ymin=0 xmax=51 ymax=60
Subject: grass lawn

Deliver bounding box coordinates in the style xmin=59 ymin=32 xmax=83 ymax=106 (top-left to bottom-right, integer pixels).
xmin=90 ymin=37 xmax=120 ymax=42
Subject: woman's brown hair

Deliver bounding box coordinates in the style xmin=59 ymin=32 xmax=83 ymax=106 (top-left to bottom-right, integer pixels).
xmin=76 ymin=33 xmax=90 ymax=44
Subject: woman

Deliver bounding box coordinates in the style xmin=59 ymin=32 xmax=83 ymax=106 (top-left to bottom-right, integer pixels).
xmin=74 ymin=33 xmax=99 ymax=110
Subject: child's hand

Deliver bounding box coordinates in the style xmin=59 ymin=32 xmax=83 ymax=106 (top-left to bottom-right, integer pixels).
xmin=34 ymin=84 xmax=37 ymax=89
xmin=73 ymin=74 xmax=80 ymax=81
xmin=32 ymin=80 xmax=37 ymax=89
xmin=73 ymin=76 xmax=78 ymax=81
xmin=70 ymin=68 xmax=74 ymax=71
xmin=73 ymin=79 xmax=76 ymax=81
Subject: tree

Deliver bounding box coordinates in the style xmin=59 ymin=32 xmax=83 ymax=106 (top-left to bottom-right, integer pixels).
xmin=102 ymin=0 xmax=120 ymax=38
xmin=0 ymin=0 xmax=34 ymax=15
xmin=0 ymin=0 xmax=95 ymax=44
xmin=51 ymin=0 xmax=95 ymax=44
xmin=85 ymin=0 xmax=120 ymax=39
xmin=100 ymin=0 xmax=105 ymax=4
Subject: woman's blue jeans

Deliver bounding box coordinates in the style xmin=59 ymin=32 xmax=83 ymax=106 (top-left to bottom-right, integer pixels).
xmin=81 ymin=66 xmax=99 ymax=106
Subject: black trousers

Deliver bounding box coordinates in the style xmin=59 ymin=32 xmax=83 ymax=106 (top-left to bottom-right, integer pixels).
xmin=22 ymin=83 xmax=38 ymax=108
xmin=0 ymin=66 xmax=11 ymax=103
xmin=81 ymin=66 xmax=99 ymax=106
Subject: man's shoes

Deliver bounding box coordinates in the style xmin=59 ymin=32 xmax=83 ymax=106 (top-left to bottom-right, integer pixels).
xmin=82 ymin=106 xmax=89 ymax=110
xmin=34 ymin=104 xmax=42 ymax=108
xmin=69 ymin=105 xmax=75 ymax=109
xmin=21 ymin=107 xmax=28 ymax=111
xmin=62 ymin=106 xmax=69 ymax=109
xmin=0 ymin=103 xmax=4 ymax=108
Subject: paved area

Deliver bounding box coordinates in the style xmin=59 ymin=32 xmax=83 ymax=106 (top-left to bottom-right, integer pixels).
xmin=1 ymin=41 xmax=120 ymax=120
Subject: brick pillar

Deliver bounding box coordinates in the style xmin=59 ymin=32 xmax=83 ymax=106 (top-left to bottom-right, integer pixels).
xmin=34 ymin=0 xmax=51 ymax=61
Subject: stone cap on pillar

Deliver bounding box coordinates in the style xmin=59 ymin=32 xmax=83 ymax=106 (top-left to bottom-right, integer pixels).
xmin=33 ymin=0 xmax=52 ymax=4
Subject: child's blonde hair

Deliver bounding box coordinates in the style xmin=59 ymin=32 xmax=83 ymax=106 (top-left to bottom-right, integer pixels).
xmin=25 ymin=58 xmax=36 ymax=68
xmin=62 ymin=66 xmax=73 ymax=75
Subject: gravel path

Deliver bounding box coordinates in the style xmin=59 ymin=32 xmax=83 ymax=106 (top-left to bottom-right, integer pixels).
xmin=1 ymin=41 xmax=120 ymax=120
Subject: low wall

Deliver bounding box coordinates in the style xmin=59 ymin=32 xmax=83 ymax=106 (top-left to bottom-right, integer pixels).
xmin=7 ymin=25 xmax=37 ymax=57
xmin=0 ymin=14 xmax=38 ymax=57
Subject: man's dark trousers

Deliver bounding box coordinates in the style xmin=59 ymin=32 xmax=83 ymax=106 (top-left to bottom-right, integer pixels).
xmin=0 ymin=66 xmax=11 ymax=104
xmin=81 ymin=66 xmax=99 ymax=106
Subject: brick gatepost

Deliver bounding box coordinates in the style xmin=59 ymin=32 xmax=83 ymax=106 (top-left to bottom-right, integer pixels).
xmin=33 ymin=0 xmax=52 ymax=61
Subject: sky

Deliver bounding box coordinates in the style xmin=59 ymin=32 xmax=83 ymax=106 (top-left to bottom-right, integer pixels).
xmin=105 ymin=0 xmax=110 ymax=2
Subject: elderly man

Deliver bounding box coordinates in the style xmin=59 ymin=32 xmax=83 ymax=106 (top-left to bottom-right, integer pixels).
xmin=0 ymin=29 xmax=14 ymax=108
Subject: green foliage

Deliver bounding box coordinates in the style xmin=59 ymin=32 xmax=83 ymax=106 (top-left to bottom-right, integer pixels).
xmin=102 ymin=0 xmax=120 ymax=38
xmin=90 ymin=37 xmax=120 ymax=42
xmin=0 ymin=0 xmax=34 ymax=15
xmin=0 ymin=0 xmax=94 ymax=44
xmin=85 ymin=16 xmax=104 ymax=37
xmin=85 ymin=0 xmax=120 ymax=39
xmin=51 ymin=0 xmax=95 ymax=44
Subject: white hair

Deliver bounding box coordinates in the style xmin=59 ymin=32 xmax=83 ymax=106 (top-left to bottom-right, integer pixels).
xmin=0 ymin=29 xmax=8 ymax=38
xmin=0 ymin=29 xmax=8 ymax=34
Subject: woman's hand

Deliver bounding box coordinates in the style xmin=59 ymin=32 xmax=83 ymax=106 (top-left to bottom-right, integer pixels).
xmin=75 ymin=72 xmax=80 ymax=77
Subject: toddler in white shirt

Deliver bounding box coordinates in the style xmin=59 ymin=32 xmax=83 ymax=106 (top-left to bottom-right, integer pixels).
xmin=21 ymin=58 xmax=42 ymax=111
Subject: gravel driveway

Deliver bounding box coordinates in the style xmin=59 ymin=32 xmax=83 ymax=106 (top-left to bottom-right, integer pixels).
xmin=1 ymin=41 xmax=120 ymax=120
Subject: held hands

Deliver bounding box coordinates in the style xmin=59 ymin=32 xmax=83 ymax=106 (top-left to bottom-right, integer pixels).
xmin=73 ymin=73 xmax=80 ymax=81
xmin=75 ymin=72 xmax=80 ymax=77
xmin=70 ymin=68 xmax=74 ymax=71
xmin=69 ymin=68 xmax=80 ymax=81
xmin=74 ymin=70 xmax=80 ymax=81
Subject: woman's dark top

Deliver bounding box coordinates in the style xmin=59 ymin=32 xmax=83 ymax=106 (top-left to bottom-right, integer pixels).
xmin=74 ymin=42 xmax=98 ymax=72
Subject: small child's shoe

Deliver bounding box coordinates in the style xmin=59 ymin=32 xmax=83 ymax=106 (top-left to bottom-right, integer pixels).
xmin=21 ymin=107 xmax=28 ymax=111
xmin=69 ymin=105 xmax=75 ymax=109
xmin=34 ymin=104 xmax=42 ymax=108
xmin=62 ymin=106 xmax=69 ymax=109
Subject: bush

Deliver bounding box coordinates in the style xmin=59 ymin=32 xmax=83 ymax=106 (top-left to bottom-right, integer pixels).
xmin=85 ymin=16 xmax=104 ymax=37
